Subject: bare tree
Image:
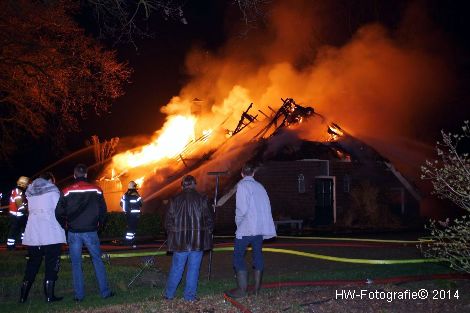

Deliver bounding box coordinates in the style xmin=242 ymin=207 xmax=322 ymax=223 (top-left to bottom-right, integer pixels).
xmin=81 ymin=1 xmax=271 ymax=44
xmin=233 ymin=0 xmax=270 ymax=26
xmin=80 ymin=0 xmax=187 ymax=45
xmin=0 ymin=0 xmax=131 ymax=160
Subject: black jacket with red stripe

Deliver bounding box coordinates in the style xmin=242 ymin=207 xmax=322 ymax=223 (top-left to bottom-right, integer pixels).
xmin=55 ymin=178 xmax=107 ymax=233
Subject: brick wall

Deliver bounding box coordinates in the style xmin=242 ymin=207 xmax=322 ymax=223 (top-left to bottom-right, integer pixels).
xmin=215 ymin=159 xmax=420 ymax=230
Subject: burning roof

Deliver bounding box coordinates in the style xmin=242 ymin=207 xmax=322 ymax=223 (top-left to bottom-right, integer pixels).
xmin=97 ymin=97 xmax=419 ymax=212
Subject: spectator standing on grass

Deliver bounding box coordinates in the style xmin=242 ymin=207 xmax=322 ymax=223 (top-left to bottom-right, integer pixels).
xmin=55 ymin=163 xmax=114 ymax=302
xmin=225 ymin=163 xmax=276 ymax=298
xmin=164 ymin=175 xmax=214 ymax=301
xmin=20 ymin=172 xmax=66 ymax=303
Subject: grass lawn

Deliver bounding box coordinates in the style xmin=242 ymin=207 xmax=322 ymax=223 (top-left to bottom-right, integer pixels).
xmin=0 ymin=248 xmax=461 ymax=313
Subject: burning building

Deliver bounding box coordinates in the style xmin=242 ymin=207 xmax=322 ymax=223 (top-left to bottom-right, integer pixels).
xmin=95 ymin=1 xmax=453 ymax=224
xmin=99 ymin=98 xmax=421 ymax=232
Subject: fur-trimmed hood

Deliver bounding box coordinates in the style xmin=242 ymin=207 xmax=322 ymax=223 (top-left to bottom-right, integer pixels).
xmin=26 ymin=178 xmax=59 ymax=197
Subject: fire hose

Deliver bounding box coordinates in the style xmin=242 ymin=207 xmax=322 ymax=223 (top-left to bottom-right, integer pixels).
xmin=63 ymin=246 xmax=440 ymax=265
xmin=216 ymin=235 xmax=433 ymax=244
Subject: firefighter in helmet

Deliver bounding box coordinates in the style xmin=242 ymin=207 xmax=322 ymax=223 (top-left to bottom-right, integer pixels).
xmin=120 ymin=181 xmax=142 ymax=247
xmin=7 ymin=176 xmax=30 ymax=250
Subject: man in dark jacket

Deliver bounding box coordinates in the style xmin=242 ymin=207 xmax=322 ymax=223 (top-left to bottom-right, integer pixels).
xmin=55 ymin=164 xmax=114 ymax=301
xmin=164 ymin=175 xmax=213 ymax=302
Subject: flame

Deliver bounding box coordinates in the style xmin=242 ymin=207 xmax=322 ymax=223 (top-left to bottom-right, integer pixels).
xmin=201 ymin=129 xmax=213 ymax=142
xmin=328 ymin=124 xmax=344 ymax=141
xmin=135 ymin=176 xmax=145 ymax=188
xmin=113 ymin=115 xmax=196 ymax=169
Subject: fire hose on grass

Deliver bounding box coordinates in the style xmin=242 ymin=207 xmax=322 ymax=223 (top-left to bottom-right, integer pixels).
xmin=65 ymin=246 xmax=441 ymax=265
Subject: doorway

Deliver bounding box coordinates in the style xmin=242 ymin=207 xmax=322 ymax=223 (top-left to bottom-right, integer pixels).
xmin=314 ymin=177 xmax=335 ymax=225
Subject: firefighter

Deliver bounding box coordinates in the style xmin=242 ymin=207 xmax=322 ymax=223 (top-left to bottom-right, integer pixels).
xmin=120 ymin=181 xmax=142 ymax=247
xmin=7 ymin=176 xmax=30 ymax=251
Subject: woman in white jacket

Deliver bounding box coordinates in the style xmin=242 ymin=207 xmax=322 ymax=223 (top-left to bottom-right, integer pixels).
xmin=20 ymin=172 xmax=66 ymax=303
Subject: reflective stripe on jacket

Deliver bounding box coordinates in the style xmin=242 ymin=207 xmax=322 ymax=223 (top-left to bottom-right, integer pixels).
xmin=120 ymin=190 xmax=142 ymax=214
xmin=9 ymin=187 xmax=27 ymax=214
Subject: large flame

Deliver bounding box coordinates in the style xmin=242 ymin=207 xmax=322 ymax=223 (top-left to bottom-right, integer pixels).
xmin=113 ymin=115 xmax=197 ymax=169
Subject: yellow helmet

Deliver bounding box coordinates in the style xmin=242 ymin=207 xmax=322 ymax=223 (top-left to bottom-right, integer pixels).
xmin=17 ymin=176 xmax=30 ymax=188
xmin=128 ymin=181 xmax=138 ymax=189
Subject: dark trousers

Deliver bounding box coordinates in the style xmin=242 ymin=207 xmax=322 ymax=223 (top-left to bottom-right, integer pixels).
xmin=125 ymin=213 xmax=139 ymax=243
xmin=23 ymin=244 xmax=62 ymax=282
xmin=233 ymin=235 xmax=264 ymax=272
xmin=7 ymin=215 xmax=27 ymax=247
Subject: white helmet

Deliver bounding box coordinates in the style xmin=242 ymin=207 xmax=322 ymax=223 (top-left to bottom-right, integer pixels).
xmin=128 ymin=181 xmax=138 ymax=189
xmin=17 ymin=176 xmax=30 ymax=188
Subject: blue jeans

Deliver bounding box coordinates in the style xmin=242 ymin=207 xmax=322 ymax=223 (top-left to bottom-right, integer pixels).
xmin=68 ymin=231 xmax=111 ymax=299
xmin=165 ymin=251 xmax=203 ymax=301
xmin=233 ymin=235 xmax=264 ymax=272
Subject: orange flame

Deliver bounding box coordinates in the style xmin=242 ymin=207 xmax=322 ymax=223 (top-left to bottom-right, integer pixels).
xmin=135 ymin=176 xmax=145 ymax=188
xmin=112 ymin=115 xmax=197 ymax=169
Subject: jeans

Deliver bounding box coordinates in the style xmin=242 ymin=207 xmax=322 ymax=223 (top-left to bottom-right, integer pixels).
xmin=164 ymin=251 xmax=203 ymax=301
xmin=24 ymin=243 xmax=62 ymax=282
xmin=68 ymin=231 xmax=111 ymax=299
xmin=233 ymin=235 xmax=264 ymax=272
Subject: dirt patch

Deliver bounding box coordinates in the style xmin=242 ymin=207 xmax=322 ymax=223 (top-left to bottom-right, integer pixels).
xmin=73 ymin=279 xmax=470 ymax=313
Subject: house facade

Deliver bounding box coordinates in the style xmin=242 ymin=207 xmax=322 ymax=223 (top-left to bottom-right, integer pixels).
xmin=215 ymin=155 xmax=421 ymax=232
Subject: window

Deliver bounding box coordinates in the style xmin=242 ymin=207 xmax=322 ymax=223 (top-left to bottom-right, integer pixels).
xmin=298 ymin=174 xmax=305 ymax=193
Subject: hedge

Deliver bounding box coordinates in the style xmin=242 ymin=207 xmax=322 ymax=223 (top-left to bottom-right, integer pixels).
xmin=101 ymin=212 xmax=162 ymax=239
xmin=0 ymin=213 xmax=162 ymax=243
xmin=0 ymin=215 xmax=8 ymax=243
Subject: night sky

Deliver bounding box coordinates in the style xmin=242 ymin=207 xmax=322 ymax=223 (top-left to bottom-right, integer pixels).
xmin=1 ymin=0 xmax=470 ymax=201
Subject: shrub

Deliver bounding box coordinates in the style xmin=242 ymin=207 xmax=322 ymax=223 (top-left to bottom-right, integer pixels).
xmin=101 ymin=212 xmax=127 ymax=238
xmin=421 ymin=121 xmax=470 ymax=273
xmin=0 ymin=212 xmax=161 ymax=241
xmin=0 ymin=215 xmax=9 ymax=243
xmin=339 ymin=180 xmax=400 ymax=227
xmin=101 ymin=212 xmax=161 ymax=238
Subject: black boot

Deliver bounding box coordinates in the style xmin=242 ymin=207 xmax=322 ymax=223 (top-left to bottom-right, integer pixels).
xmin=253 ymin=270 xmax=263 ymax=296
xmin=225 ymin=271 xmax=248 ymax=298
xmin=44 ymin=280 xmax=63 ymax=302
xmin=19 ymin=281 xmax=33 ymax=303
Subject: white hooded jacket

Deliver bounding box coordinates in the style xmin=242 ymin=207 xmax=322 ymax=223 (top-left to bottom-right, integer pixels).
xmin=23 ymin=178 xmax=66 ymax=246
xmin=235 ymin=176 xmax=277 ymax=240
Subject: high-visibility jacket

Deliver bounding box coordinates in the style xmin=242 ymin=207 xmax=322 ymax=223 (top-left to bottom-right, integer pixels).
xmin=120 ymin=190 xmax=142 ymax=214
xmin=9 ymin=187 xmax=28 ymax=217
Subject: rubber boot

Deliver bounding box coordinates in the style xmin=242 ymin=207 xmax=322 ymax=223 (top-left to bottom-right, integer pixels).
xmin=225 ymin=271 xmax=248 ymax=298
xmin=44 ymin=280 xmax=63 ymax=302
xmin=253 ymin=270 xmax=263 ymax=296
xmin=19 ymin=281 xmax=33 ymax=303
